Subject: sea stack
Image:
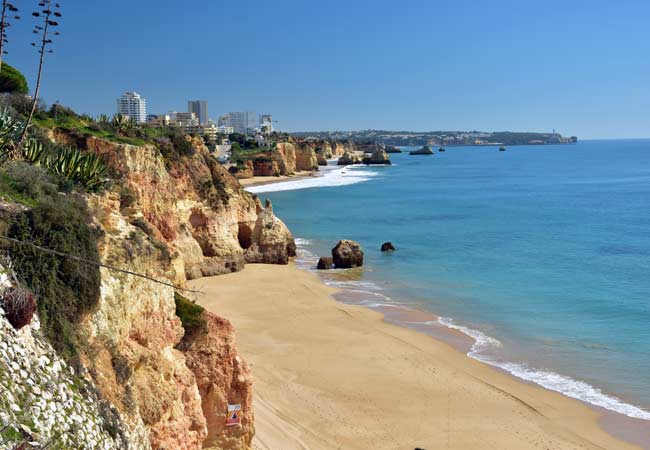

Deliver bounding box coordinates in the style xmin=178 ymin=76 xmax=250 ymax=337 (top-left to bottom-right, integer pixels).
xmin=409 ymin=145 xmax=434 ymax=155
xmin=317 ymin=256 xmax=334 ymax=270
xmin=332 ymin=240 xmax=364 ymax=268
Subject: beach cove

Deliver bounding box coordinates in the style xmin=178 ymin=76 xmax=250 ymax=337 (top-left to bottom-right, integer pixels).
xmin=190 ymin=264 xmax=643 ymax=450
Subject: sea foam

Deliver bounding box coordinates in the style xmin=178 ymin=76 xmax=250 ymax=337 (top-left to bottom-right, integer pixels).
xmin=437 ymin=317 xmax=650 ymax=420
xmin=245 ymin=165 xmax=378 ymax=194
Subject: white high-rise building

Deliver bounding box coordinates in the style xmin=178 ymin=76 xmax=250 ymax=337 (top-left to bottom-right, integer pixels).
xmin=188 ymin=100 xmax=209 ymax=125
xmin=219 ymin=111 xmax=257 ymax=134
xmin=116 ymin=92 xmax=147 ymax=123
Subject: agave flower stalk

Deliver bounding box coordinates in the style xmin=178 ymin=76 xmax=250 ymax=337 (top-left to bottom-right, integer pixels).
xmin=16 ymin=0 xmax=62 ymax=152
xmin=0 ymin=0 xmax=20 ymax=71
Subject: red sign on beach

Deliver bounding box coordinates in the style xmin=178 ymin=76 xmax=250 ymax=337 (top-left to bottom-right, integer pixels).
xmin=226 ymin=404 xmax=242 ymax=426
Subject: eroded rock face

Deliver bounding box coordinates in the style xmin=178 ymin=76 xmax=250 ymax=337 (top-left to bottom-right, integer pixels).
xmin=229 ymin=160 xmax=254 ymax=179
xmin=245 ymin=200 xmax=296 ymax=265
xmin=54 ymin=133 xmax=295 ymax=280
xmin=180 ymin=313 xmax=254 ymax=449
xmin=317 ymin=256 xmax=334 ymax=270
xmin=363 ymin=147 xmax=392 ymax=165
xmin=332 ymin=240 xmax=364 ymax=268
xmin=42 ymin=131 xmax=292 ymax=450
xmin=337 ymin=151 xmax=364 ymax=166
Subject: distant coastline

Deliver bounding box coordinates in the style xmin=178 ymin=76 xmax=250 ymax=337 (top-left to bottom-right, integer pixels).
xmin=292 ymin=129 xmax=578 ymax=147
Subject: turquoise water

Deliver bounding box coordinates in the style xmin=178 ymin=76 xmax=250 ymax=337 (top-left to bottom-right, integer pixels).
xmin=249 ymin=140 xmax=650 ymax=419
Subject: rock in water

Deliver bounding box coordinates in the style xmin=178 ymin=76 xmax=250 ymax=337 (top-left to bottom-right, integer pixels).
xmin=363 ymin=147 xmax=392 ymax=165
xmin=316 ymin=256 xmax=334 ymax=270
xmin=337 ymin=151 xmax=363 ymax=166
xmin=381 ymin=242 xmax=396 ymax=252
xmin=332 ymin=240 xmax=364 ymax=268
xmin=409 ymin=145 xmax=434 ymax=155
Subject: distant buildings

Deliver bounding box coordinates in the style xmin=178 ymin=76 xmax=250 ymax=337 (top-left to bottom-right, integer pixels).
xmin=117 ymin=92 xmax=147 ymax=123
xmin=259 ymin=114 xmax=273 ymax=135
xmin=188 ymin=100 xmax=209 ymax=126
xmin=219 ymin=111 xmax=258 ymax=134
xmin=115 ymin=93 xmax=275 ymax=141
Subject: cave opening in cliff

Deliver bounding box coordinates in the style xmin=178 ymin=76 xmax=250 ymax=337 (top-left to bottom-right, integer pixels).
xmin=238 ymin=223 xmax=253 ymax=250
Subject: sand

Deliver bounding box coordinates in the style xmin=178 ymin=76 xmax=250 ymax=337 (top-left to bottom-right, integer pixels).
xmin=238 ymin=171 xmax=318 ymax=188
xmin=189 ymin=264 xmax=642 ymax=450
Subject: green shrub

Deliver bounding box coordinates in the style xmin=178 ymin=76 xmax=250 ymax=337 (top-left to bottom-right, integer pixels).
xmin=0 ymin=162 xmax=61 ymax=206
xmin=0 ymin=63 xmax=28 ymax=94
xmin=174 ymin=292 xmax=206 ymax=338
xmin=7 ymin=194 xmax=101 ymax=362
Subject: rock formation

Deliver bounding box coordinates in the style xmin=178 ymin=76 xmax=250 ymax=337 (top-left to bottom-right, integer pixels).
xmin=409 ymin=145 xmax=434 ymax=155
xmin=179 ymin=312 xmax=254 ymax=449
xmin=385 ymin=145 xmax=402 ymax=153
xmin=317 ymin=256 xmax=334 ymax=270
xmin=244 ymin=200 xmax=297 ymax=264
xmin=38 ymin=131 xmax=298 ymax=449
xmin=363 ymin=147 xmax=392 ymax=165
xmin=337 ymin=151 xmax=364 ymax=166
xmin=332 ymin=240 xmax=364 ymax=268
xmin=381 ymin=242 xmax=396 ymax=252
xmin=228 ymin=160 xmax=254 ymax=179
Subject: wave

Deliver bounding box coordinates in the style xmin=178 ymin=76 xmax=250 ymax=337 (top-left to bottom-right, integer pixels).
xmin=293 ymin=235 xmax=650 ymax=420
xmin=245 ymin=165 xmax=379 ymax=194
xmin=436 ymin=317 xmax=650 ymax=420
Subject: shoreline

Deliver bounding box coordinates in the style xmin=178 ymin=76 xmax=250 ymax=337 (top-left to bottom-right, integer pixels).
xmin=238 ymin=170 xmax=321 ymax=188
xmin=189 ymin=263 xmax=647 ymax=450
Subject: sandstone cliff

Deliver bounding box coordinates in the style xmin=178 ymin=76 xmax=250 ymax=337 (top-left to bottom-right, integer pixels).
xmin=23 ymin=132 xmax=298 ymax=449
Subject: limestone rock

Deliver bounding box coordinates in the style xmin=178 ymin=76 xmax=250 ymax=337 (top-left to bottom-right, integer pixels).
xmin=180 ymin=312 xmax=254 ymax=450
xmin=337 ymin=151 xmax=364 ymax=166
xmin=363 ymin=147 xmax=392 ymax=165
xmin=381 ymin=242 xmax=396 ymax=252
xmin=245 ymin=201 xmax=296 ymax=264
xmin=317 ymin=256 xmax=333 ymax=270
xmin=228 ymin=160 xmax=254 ymax=179
xmin=409 ymin=145 xmax=434 ymax=155
xmin=332 ymin=240 xmax=364 ymax=268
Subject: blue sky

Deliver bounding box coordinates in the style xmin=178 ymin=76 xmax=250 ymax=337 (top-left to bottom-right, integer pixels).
xmin=5 ymin=0 xmax=650 ymax=138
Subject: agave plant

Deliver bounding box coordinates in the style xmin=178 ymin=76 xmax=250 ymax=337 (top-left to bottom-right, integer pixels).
xmin=20 ymin=140 xmax=108 ymax=191
xmin=0 ymin=108 xmax=22 ymax=159
xmin=112 ymin=113 xmax=135 ymax=135
xmin=21 ymin=139 xmax=48 ymax=163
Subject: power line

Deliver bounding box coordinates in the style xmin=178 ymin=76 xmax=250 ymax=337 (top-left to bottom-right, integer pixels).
xmin=0 ymin=234 xmax=200 ymax=293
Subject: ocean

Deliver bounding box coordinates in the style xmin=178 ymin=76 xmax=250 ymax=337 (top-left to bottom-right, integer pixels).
xmin=247 ymin=140 xmax=650 ymax=421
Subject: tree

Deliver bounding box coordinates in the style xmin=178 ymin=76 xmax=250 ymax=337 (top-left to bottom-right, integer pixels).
xmin=0 ymin=62 xmax=27 ymax=94
xmin=0 ymin=1 xmax=20 ymax=71
xmin=16 ymin=0 xmax=62 ymax=151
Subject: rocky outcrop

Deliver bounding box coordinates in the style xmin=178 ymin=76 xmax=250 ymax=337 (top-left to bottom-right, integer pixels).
xmin=385 ymin=145 xmax=402 ymax=153
xmin=252 ymin=158 xmax=281 ymax=177
xmin=179 ymin=313 xmax=254 ymax=449
xmin=244 ymin=200 xmax=296 ymax=265
xmin=332 ymin=240 xmax=364 ymax=268
xmin=53 ymin=132 xmax=296 ymax=280
xmin=363 ymin=147 xmax=392 ymax=165
xmin=337 ymin=151 xmax=364 ymax=166
xmin=409 ymin=145 xmax=434 ymax=155
xmin=317 ymin=256 xmax=333 ymax=270
xmin=228 ymin=160 xmax=254 ymax=179
xmin=381 ymin=242 xmax=396 ymax=252
xmin=294 ymin=142 xmax=319 ymax=171
xmin=42 ymin=131 xmax=297 ymax=449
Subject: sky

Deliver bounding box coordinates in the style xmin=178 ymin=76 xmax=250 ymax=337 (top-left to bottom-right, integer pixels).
xmin=5 ymin=0 xmax=650 ymax=138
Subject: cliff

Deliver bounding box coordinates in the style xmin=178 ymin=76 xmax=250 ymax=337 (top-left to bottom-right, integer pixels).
xmin=1 ymin=132 xmax=297 ymax=449
xmin=230 ymin=139 xmax=354 ymax=178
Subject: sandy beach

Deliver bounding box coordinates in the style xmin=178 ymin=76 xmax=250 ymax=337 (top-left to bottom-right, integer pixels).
xmin=189 ymin=264 xmax=643 ymax=450
xmin=238 ymin=170 xmax=319 ymax=188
